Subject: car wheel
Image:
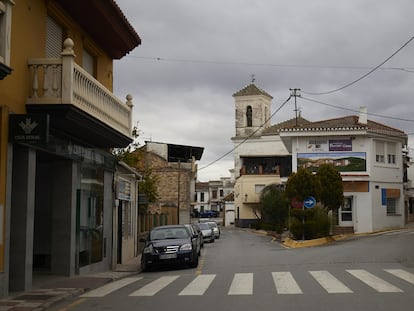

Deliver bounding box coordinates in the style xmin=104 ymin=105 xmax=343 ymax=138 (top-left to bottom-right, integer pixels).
xmin=141 ymin=259 xmax=150 ymax=272
xmin=190 ymin=252 xmax=199 ymax=268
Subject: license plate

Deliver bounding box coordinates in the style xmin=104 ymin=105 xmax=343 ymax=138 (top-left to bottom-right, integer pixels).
xmin=160 ymin=253 xmax=177 ymax=260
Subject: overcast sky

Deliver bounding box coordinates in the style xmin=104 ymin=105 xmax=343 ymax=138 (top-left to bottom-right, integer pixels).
xmin=113 ymin=0 xmax=414 ymax=182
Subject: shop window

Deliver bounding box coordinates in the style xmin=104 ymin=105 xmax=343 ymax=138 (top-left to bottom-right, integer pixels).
xmin=78 ymin=166 xmax=104 ymax=267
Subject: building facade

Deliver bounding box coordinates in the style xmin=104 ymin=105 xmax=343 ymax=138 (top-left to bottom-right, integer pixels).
xmin=194 ymin=177 xmax=235 ymax=218
xmin=114 ymin=162 xmax=141 ymax=267
xmin=0 ymin=0 xmax=140 ymax=296
xmin=279 ymin=108 xmax=409 ymax=233
xmin=231 ymin=83 xmax=411 ymax=232
xmin=231 ymin=84 xmax=292 ymax=228
xmin=139 ymin=141 xmax=203 ymax=227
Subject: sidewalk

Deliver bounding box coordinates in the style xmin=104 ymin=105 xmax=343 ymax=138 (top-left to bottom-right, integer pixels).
xmin=0 ymin=257 xmax=141 ymax=311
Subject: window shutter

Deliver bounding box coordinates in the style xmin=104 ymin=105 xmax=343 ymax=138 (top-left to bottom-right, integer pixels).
xmin=46 ymin=16 xmax=63 ymax=57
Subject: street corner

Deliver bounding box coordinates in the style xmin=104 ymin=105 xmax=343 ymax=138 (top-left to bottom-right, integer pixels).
xmin=282 ymin=236 xmax=336 ymax=248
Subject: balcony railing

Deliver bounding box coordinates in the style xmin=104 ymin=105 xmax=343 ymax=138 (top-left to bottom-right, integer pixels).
xmin=27 ymin=38 xmax=132 ymax=138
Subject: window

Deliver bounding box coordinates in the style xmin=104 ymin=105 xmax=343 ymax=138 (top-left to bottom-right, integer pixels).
xmin=0 ymin=1 xmax=5 ymax=64
xmin=246 ymin=106 xmax=252 ymax=127
xmin=212 ymin=190 xmax=217 ymax=199
xmin=375 ymin=141 xmax=385 ymax=163
xmin=46 ymin=16 xmax=63 ymax=57
xmin=387 ymin=143 xmax=396 ymax=164
xmin=200 ymin=192 xmax=205 ymax=202
xmin=255 ymin=184 xmax=265 ymax=193
xmin=220 ymin=189 xmax=224 ymax=197
xmin=386 ymin=198 xmax=397 ymax=215
xmin=0 ymin=0 xmax=13 ymax=73
xmin=82 ymin=49 xmax=96 ymax=77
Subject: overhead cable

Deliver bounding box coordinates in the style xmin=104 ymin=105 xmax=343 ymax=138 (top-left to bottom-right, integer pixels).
xmin=301 ymin=35 xmax=414 ymax=95
xmin=301 ymin=96 xmax=414 ymax=123
xmin=198 ymin=95 xmax=292 ymax=171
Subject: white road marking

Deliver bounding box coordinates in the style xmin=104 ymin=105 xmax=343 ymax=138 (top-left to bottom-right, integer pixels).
xmin=347 ymin=269 xmax=402 ymax=292
xmin=384 ymin=269 xmax=414 ymax=285
xmin=272 ymin=272 xmax=302 ymax=294
xmin=309 ymin=271 xmax=353 ymax=293
xmin=228 ymin=273 xmax=253 ymax=295
xmin=81 ymin=277 xmax=143 ymax=297
xmin=129 ymin=276 xmax=179 ymax=296
xmin=179 ymin=274 xmax=216 ymax=295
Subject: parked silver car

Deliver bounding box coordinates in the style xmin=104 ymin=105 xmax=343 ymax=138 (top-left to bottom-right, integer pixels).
xmin=207 ymin=221 xmax=220 ymax=239
xmin=195 ymin=222 xmax=215 ymax=243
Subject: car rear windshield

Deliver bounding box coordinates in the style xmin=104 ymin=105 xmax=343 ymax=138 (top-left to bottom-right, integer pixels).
xmin=197 ymin=223 xmax=211 ymax=230
xmin=150 ymin=227 xmax=190 ymax=240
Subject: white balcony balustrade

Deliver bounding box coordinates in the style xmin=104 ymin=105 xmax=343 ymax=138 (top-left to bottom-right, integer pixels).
xmin=27 ymin=38 xmax=132 ymax=139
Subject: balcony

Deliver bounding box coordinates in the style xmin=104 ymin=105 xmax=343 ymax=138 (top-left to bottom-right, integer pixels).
xmin=26 ymin=38 xmax=133 ymax=148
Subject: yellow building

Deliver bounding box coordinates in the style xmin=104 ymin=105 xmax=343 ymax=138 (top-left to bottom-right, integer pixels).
xmin=0 ymin=0 xmax=140 ymax=296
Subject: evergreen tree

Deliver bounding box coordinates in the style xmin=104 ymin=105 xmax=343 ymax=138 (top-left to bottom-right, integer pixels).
xmin=260 ymin=184 xmax=289 ymax=233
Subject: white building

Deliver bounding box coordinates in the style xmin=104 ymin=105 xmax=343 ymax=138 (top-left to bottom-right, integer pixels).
xmin=231 ymin=83 xmax=411 ymax=233
xmin=194 ymin=177 xmax=235 ymax=218
xmin=279 ymin=108 xmax=408 ymax=233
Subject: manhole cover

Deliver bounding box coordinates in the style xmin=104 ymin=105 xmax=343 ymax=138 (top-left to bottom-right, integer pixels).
xmin=13 ymin=294 xmax=53 ymax=300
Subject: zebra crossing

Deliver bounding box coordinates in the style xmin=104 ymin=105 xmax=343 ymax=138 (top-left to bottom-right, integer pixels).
xmin=80 ymin=268 xmax=414 ymax=298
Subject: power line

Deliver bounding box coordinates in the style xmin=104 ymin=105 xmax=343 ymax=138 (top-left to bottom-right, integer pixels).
xmin=126 ymin=55 xmax=414 ymax=72
xmin=301 ymin=96 xmax=414 ymax=123
xmin=198 ymin=95 xmax=292 ymax=171
xmin=301 ymin=35 xmax=414 ymax=95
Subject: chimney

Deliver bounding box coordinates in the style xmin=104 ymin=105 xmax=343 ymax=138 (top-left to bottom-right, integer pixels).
xmin=358 ymin=106 xmax=367 ymax=125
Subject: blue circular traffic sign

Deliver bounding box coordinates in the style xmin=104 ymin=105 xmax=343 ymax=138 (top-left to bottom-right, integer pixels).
xmin=303 ymin=196 xmax=316 ymax=209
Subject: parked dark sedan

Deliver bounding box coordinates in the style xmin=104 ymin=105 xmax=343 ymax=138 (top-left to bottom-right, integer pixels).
xmin=140 ymin=225 xmax=200 ymax=272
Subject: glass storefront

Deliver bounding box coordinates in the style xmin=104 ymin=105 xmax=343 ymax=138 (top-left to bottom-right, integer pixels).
xmin=77 ymin=166 xmax=104 ymax=267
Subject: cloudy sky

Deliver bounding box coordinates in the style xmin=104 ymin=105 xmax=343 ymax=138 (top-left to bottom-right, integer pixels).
xmin=113 ymin=0 xmax=414 ymax=182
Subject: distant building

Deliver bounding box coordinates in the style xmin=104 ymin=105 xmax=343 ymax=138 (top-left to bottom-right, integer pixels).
xmin=139 ymin=141 xmax=203 ymax=226
xmin=231 ymin=84 xmax=292 ymax=228
xmin=231 ymin=83 xmax=411 ymax=233
xmin=194 ymin=176 xmax=235 ymax=221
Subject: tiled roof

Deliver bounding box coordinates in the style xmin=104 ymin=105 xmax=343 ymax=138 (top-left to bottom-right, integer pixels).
xmin=233 ymin=84 xmax=273 ymax=99
xmin=262 ymin=116 xmax=311 ymax=135
xmin=223 ymin=192 xmax=234 ymax=202
xmin=274 ymin=115 xmax=406 ymax=136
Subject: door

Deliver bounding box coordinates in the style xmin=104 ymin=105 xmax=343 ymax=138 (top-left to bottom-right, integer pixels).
xmin=339 ymin=196 xmax=353 ymax=227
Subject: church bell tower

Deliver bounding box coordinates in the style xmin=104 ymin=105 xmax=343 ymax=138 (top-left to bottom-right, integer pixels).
xmin=233 ymin=82 xmax=273 ymax=138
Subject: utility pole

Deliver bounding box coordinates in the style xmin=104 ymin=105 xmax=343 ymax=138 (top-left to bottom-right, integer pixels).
xmin=289 ymin=88 xmax=301 ymax=127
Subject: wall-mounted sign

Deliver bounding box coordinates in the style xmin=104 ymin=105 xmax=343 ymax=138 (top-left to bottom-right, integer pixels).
xmin=307 ymin=139 xmax=327 ymax=152
xmin=117 ymin=178 xmax=131 ymax=201
xmin=329 ymin=139 xmax=352 ymax=151
xmin=298 ymin=152 xmax=366 ymax=172
xmin=9 ymin=114 xmax=49 ymax=143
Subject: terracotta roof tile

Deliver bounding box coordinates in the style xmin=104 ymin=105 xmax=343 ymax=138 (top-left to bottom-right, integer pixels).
xmin=277 ymin=115 xmax=406 ymax=137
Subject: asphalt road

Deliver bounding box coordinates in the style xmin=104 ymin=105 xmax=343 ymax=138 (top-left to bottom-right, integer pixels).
xmin=55 ymin=226 xmax=414 ymax=311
